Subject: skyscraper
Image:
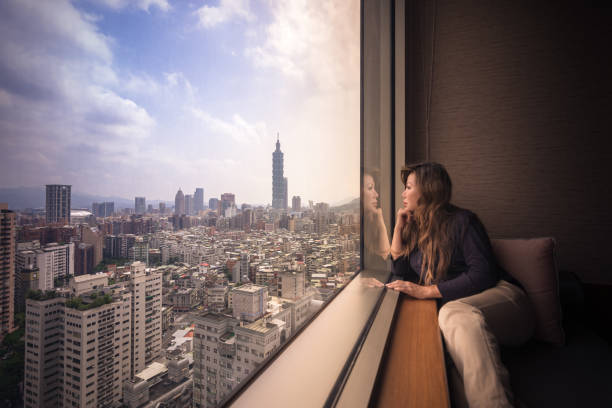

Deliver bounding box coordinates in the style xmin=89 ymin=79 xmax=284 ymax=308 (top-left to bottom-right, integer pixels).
xmin=45 ymin=184 xmax=71 ymax=224
xmin=208 ymin=198 xmax=219 ymax=211
xmin=175 ymin=188 xmax=185 ymax=215
xmin=185 ymin=194 xmax=193 ymax=216
xmin=272 ymin=134 xmax=287 ymax=209
xmin=194 ymin=188 xmax=204 ymax=213
xmin=220 ymin=193 xmax=235 ymax=214
xmin=0 ymin=203 xmax=15 ymax=339
xmin=292 ymin=196 xmax=301 ymax=211
xmin=135 ymin=197 xmax=146 ymax=215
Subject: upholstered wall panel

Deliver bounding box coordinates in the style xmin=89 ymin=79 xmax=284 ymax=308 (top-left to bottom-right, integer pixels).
xmin=405 ymin=1 xmax=612 ymax=283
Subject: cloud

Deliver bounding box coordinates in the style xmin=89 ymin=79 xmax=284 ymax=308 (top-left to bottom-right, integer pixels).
xmin=188 ymin=107 xmax=266 ymax=144
xmin=245 ymin=0 xmax=359 ymax=91
xmin=122 ymin=73 xmax=161 ymax=95
xmin=88 ymin=0 xmax=171 ymax=12
xmin=195 ymin=0 xmax=253 ymax=29
xmin=0 ymin=0 xmax=156 ymax=190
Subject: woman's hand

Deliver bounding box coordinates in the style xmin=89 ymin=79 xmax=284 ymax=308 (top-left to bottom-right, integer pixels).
xmin=385 ymin=280 xmax=442 ymax=299
xmin=395 ymin=207 xmax=412 ymax=230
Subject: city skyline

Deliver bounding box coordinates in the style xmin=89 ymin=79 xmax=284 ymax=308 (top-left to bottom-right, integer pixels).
xmin=0 ymin=0 xmax=359 ymax=205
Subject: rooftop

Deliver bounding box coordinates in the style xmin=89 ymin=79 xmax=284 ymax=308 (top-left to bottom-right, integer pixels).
xmin=239 ymin=318 xmax=279 ymax=334
xmin=72 ymin=272 xmax=108 ymax=283
xmin=135 ymin=362 xmax=168 ymax=382
xmin=233 ymin=283 xmax=267 ymax=294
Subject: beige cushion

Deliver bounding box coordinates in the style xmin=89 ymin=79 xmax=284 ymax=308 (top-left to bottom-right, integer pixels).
xmin=491 ymin=238 xmax=565 ymax=345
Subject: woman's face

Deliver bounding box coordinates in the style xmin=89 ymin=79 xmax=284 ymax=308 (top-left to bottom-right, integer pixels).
xmin=402 ymin=172 xmax=421 ymax=211
xmin=363 ymin=174 xmax=379 ymax=213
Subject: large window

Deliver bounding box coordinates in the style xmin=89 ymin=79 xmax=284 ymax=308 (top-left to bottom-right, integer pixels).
xmin=226 ymin=0 xmax=407 ymax=406
xmin=1 ymin=1 xmax=367 ymax=408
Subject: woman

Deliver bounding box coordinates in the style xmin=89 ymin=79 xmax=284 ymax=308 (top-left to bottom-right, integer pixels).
xmin=386 ymin=162 xmax=534 ymax=408
xmin=363 ymin=170 xmax=390 ymax=265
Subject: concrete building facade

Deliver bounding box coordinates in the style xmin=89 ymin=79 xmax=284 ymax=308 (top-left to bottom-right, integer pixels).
xmin=45 ymin=185 xmax=71 ymax=224
xmin=129 ymin=262 xmax=163 ymax=376
xmin=135 ymin=197 xmax=146 ymax=215
xmin=0 ymin=204 xmax=15 ymax=338
xmin=24 ymin=289 xmax=132 ymax=408
xmin=231 ymin=284 xmax=268 ymax=322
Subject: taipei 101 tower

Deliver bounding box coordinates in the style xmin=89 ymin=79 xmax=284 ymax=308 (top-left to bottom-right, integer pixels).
xmin=272 ymin=134 xmax=287 ymax=209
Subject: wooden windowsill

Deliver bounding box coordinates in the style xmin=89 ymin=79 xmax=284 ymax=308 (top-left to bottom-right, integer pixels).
xmin=371 ymin=296 xmax=450 ymax=407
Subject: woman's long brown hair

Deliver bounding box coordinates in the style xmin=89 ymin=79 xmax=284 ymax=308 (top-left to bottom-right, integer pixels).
xmin=400 ymin=162 xmax=456 ymax=285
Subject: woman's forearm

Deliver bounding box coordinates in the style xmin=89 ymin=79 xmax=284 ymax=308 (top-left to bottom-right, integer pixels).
xmin=390 ymin=223 xmax=404 ymax=260
xmin=375 ymin=218 xmax=391 ymax=259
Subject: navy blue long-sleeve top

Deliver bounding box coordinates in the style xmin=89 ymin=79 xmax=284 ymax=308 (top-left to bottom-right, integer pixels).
xmin=391 ymin=208 xmax=517 ymax=303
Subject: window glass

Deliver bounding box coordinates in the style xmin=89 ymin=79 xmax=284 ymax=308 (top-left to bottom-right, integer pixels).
xmin=6 ymin=1 xmax=365 ymax=407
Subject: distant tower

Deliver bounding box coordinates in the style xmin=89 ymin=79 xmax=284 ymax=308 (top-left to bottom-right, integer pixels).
xmin=292 ymin=196 xmax=301 ymax=211
xmin=175 ymin=189 xmax=185 ymax=215
xmin=135 ymin=197 xmax=146 ymax=215
xmin=272 ymin=134 xmax=287 ymax=209
xmin=194 ymin=188 xmax=204 ymax=213
xmin=185 ymin=194 xmax=193 ymax=216
xmin=220 ymin=193 xmax=236 ymax=216
xmin=45 ymin=184 xmax=71 ymax=224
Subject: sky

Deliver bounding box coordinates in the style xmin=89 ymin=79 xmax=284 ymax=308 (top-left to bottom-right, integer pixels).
xmin=0 ymin=0 xmax=359 ymax=206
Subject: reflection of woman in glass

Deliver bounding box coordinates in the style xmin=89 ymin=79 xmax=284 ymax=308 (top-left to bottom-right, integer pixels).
xmin=363 ymin=170 xmax=390 ymax=267
xmin=387 ymin=162 xmax=533 ymax=407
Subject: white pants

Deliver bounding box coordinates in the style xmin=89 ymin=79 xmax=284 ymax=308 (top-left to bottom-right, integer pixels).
xmin=438 ymin=280 xmax=535 ymax=408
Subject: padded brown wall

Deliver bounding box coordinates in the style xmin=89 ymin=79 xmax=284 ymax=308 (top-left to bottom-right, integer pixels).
xmin=405 ymin=1 xmax=612 ymax=283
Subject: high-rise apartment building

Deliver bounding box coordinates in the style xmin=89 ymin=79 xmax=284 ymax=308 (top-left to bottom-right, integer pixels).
xmin=159 ymin=202 xmax=166 ymax=214
xmin=193 ymin=312 xmax=282 ymax=408
xmin=128 ymin=262 xmax=162 ymax=377
xmin=24 ymin=261 xmax=164 ymax=407
xmin=135 ymin=197 xmax=146 ymax=215
xmin=272 ymin=135 xmax=287 ymax=209
xmin=174 ymin=189 xmax=185 ymax=216
xmin=15 ymin=249 xmax=39 ymax=313
xmin=292 ymin=196 xmax=301 ymax=212
xmin=194 ymin=188 xmax=204 ymax=213
xmin=193 ymin=313 xmax=238 ymax=408
xmin=24 ymin=288 xmax=133 ymax=408
xmin=23 ymin=295 xmax=65 ymax=408
xmin=36 ymin=242 xmax=74 ymax=290
xmin=0 ymin=204 xmax=16 ymax=339
xmin=45 ymin=185 xmax=71 ymax=224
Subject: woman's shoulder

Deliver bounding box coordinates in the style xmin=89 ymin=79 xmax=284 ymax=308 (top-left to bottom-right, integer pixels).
xmin=447 ymin=205 xmax=477 ymax=224
xmin=447 ymin=206 xmax=486 ymax=236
